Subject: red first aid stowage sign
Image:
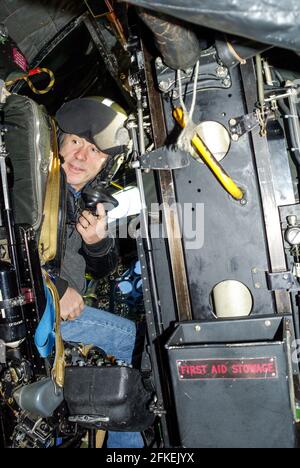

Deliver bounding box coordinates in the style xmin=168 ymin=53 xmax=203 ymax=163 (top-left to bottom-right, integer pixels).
xmin=177 ymin=358 xmax=278 ymax=381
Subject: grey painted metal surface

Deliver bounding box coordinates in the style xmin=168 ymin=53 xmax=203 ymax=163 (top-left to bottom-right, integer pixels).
xmin=163 ymin=66 xmax=278 ymax=320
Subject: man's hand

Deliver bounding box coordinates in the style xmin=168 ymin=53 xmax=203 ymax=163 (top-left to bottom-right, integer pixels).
xmin=76 ymin=203 xmax=108 ymax=245
xmin=60 ymin=287 xmax=85 ymax=321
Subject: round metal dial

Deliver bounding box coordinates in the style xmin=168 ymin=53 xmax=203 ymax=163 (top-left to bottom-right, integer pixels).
xmin=286 ymin=227 xmax=300 ymax=246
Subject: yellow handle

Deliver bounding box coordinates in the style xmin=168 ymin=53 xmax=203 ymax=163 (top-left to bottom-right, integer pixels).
xmin=26 ymin=68 xmax=55 ymax=95
xmin=6 ymin=68 xmax=55 ymax=95
xmin=173 ymin=108 xmax=244 ymax=201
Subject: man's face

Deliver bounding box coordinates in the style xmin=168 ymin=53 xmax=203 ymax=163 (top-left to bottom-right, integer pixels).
xmin=60 ymin=134 xmax=109 ymax=191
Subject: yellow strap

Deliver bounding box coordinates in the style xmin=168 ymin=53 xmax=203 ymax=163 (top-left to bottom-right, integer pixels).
xmin=39 ymin=124 xmax=65 ymax=387
xmin=39 ymin=119 xmax=61 ymax=264
xmin=173 ymin=108 xmax=245 ymax=201
xmin=44 ymin=271 xmax=65 ymax=388
xmin=96 ymin=431 xmax=107 ymax=448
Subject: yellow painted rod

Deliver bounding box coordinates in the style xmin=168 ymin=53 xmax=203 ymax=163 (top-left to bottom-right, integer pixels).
xmin=111 ymin=181 xmax=124 ymax=191
xmin=173 ymin=108 xmax=245 ymax=201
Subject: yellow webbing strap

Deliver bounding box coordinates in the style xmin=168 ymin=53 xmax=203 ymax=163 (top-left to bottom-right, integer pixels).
xmin=44 ymin=271 xmax=65 ymax=388
xmin=5 ymin=68 xmax=55 ymax=95
xmin=174 ymin=107 xmax=245 ymax=201
xmin=39 ymin=119 xmax=61 ymax=265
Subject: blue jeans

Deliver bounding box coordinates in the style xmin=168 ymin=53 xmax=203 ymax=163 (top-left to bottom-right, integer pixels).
xmin=61 ymin=306 xmax=144 ymax=448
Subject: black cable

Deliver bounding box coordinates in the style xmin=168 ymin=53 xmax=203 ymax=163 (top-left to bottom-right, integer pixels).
xmin=278 ymin=98 xmax=300 ymax=167
xmin=88 ymin=429 xmax=96 ymax=449
xmin=264 ymin=87 xmax=287 ymax=93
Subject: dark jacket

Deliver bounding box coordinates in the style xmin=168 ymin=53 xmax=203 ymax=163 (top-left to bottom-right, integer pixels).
xmin=55 ymin=185 xmax=118 ymax=298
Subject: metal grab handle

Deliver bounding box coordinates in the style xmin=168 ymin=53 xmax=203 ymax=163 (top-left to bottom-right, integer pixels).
xmin=173 ymin=107 xmax=245 ymax=202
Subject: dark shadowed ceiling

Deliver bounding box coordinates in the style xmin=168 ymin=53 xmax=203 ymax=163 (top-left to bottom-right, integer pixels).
xmin=0 ymin=0 xmax=85 ymax=61
xmin=122 ymin=0 xmax=300 ymax=52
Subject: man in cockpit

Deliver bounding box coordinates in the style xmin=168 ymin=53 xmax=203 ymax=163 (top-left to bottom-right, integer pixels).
xmin=54 ymin=97 xmax=143 ymax=449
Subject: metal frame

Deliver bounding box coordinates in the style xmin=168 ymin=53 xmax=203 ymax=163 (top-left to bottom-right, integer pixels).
xmin=240 ymin=61 xmax=292 ymax=314
xmin=142 ymin=43 xmax=193 ymax=322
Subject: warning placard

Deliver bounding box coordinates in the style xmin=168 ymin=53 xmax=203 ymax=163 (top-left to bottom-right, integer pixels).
xmin=177 ymin=358 xmax=278 ymax=381
xmin=12 ymin=48 xmax=27 ymax=72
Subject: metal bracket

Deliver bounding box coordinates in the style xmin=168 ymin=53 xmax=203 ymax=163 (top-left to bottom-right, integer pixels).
xmin=140 ymin=146 xmax=190 ymax=171
xmin=252 ymin=268 xmax=300 ymax=291
xmin=0 ymin=295 xmax=25 ymax=309
xmin=155 ymin=47 xmax=232 ymax=98
xmin=266 ymin=271 xmax=296 ymax=291
xmin=229 ymin=113 xmax=260 ymax=141
xmin=69 ymin=415 xmax=110 ymax=425
xmin=251 ymin=268 xmax=268 ymax=290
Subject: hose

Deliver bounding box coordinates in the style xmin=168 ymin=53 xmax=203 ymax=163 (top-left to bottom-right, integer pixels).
xmin=138 ymin=8 xmax=201 ymax=70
